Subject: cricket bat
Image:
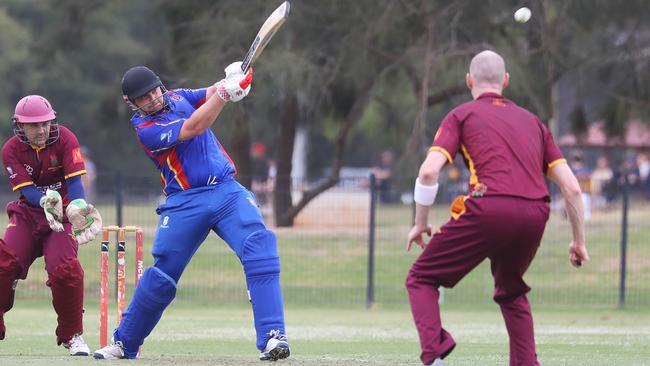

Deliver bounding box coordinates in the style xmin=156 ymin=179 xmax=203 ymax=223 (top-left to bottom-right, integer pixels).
xmin=241 ymin=1 xmax=290 ymax=73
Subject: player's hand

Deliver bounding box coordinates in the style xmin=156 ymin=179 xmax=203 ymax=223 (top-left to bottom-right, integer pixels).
xmin=40 ymin=189 xmax=64 ymax=232
xmin=214 ymin=61 xmax=253 ymax=102
xmin=569 ymin=241 xmax=589 ymax=268
xmin=407 ymin=224 xmax=432 ymax=251
xmin=66 ymin=199 xmax=103 ymax=245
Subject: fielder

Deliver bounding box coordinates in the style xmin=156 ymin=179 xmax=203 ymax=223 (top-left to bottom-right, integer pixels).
xmin=0 ymin=95 xmax=102 ymax=355
xmin=406 ymin=50 xmax=589 ymax=366
xmin=93 ymin=63 xmax=289 ymax=361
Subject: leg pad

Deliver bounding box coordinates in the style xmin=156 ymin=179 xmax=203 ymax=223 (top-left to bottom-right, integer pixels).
xmin=114 ymin=266 xmax=177 ymax=358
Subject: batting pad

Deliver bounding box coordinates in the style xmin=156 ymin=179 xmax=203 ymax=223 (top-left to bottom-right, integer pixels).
xmin=114 ymin=266 xmax=177 ymax=358
xmin=242 ymin=229 xmax=286 ymax=350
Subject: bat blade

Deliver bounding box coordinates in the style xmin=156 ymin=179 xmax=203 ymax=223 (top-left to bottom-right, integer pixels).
xmin=241 ymin=1 xmax=290 ymax=73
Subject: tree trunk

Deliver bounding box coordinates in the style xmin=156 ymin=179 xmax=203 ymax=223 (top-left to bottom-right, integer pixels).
xmin=274 ymin=95 xmax=298 ymax=227
xmin=276 ymin=85 xmax=374 ymax=226
xmin=404 ymin=13 xmax=434 ymax=162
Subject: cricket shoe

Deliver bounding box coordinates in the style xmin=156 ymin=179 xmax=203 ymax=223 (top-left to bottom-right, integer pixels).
xmin=63 ymin=334 xmax=90 ymax=356
xmin=425 ymin=358 xmax=446 ymax=366
xmin=93 ymin=338 xmax=126 ymax=359
xmin=259 ymin=330 xmax=290 ymax=361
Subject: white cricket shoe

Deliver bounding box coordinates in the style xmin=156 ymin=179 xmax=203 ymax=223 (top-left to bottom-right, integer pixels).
xmin=93 ymin=338 xmax=126 ymax=359
xmin=63 ymin=334 xmax=89 ymax=356
xmin=259 ymin=330 xmax=290 ymax=361
xmin=425 ymin=358 xmax=446 ymax=366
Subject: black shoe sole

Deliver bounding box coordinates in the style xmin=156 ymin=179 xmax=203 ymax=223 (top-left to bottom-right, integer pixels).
xmin=262 ymin=346 xmax=290 ymax=361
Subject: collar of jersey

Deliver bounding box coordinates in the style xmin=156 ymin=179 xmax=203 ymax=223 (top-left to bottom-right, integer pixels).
xmin=476 ymin=92 xmax=504 ymax=100
xmin=19 ymin=141 xmax=47 ymax=152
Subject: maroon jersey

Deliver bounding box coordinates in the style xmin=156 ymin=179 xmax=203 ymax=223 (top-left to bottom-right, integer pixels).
xmin=430 ymin=92 xmax=565 ymax=200
xmin=1 ymin=126 xmax=86 ymax=205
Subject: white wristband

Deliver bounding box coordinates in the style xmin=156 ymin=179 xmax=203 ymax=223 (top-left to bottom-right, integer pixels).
xmin=413 ymin=178 xmax=439 ymax=206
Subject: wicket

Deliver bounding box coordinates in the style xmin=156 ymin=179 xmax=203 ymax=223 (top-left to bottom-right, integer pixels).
xmin=100 ymin=225 xmax=144 ymax=349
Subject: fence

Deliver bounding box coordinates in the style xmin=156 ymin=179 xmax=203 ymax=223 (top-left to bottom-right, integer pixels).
xmin=5 ymin=169 xmax=649 ymax=309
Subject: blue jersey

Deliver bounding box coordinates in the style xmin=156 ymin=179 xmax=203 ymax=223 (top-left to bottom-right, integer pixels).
xmin=130 ymin=88 xmax=236 ymax=195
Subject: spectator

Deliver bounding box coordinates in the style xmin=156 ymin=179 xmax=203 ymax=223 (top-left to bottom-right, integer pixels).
xmin=636 ymin=152 xmax=650 ymax=199
xmin=80 ymin=146 xmax=97 ymax=203
xmin=617 ymin=154 xmax=640 ymax=196
xmin=590 ymin=155 xmax=613 ymax=208
xmin=571 ymin=155 xmax=592 ymax=221
xmin=443 ymin=164 xmax=467 ymax=203
xmin=371 ymin=150 xmax=398 ymax=203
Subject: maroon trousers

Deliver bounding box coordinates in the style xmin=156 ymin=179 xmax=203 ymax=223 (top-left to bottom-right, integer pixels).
xmin=0 ymin=201 xmax=83 ymax=343
xmin=406 ymin=196 xmax=549 ymax=366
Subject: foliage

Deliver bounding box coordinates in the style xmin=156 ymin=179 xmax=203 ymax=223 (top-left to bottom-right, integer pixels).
xmin=1 ymin=0 xmax=649 ymax=222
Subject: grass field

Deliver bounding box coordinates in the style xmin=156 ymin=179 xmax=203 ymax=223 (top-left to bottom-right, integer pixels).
xmin=9 ymin=198 xmax=650 ymax=308
xmin=1 ymin=192 xmax=649 ymax=364
xmin=1 ymin=303 xmax=650 ymax=365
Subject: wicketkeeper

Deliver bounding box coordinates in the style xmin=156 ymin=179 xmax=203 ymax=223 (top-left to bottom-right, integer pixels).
xmin=0 ymin=95 xmax=102 ymax=355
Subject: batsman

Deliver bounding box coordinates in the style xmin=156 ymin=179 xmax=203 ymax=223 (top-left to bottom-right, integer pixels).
xmin=93 ymin=62 xmax=289 ymax=360
xmin=0 ymin=95 xmax=102 ymax=355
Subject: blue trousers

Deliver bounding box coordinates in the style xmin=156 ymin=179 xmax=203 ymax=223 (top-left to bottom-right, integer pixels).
xmin=114 ymin=180 xmax=286 ymax=357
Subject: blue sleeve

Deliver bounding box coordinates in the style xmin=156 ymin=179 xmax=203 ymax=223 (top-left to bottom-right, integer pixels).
xmin=137 ymin=118 xmax=186 ymax=153
xmin=66 ymin=175 xmax=85 ymax=201
xmin=20 ymin=185 xmax=43 ymax=207
xmin=174 ymin=88 xmax=208 ymax=108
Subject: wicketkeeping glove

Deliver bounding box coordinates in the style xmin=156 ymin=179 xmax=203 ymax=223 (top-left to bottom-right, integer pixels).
xmin=40 ymin=189 xmax=64 ymax=232
xmin=214 ymin=61 xmax=253 ymax=102
xmin=66 ymin=199 xmax=103 ymax=245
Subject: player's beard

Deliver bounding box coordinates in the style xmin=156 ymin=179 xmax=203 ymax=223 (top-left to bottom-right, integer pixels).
xmin=20 ymin=127 xmax=49 ymax=147
xmin=29 ymin=132 xmax=48 ymax=147
xmin=140 ymin=94 xmax=167 ymax=116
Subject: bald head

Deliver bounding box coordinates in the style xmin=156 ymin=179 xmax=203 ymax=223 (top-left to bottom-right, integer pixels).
xmin=469 ymin=50 xmax=507 ymax=89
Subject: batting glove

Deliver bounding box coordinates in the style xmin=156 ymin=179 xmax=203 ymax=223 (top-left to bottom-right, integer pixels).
xmin=66 ymin=199 xmax=103 ymax=245
xmin=40 ymin=189 xmax=64 ymax=232
xmin=214 ymin=61 xmax=253 ymax=102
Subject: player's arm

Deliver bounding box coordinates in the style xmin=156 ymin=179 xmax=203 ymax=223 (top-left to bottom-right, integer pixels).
xmin=407 ymin=150 xmax=448 ymax=251
xmin=1 ymin=144 xmax=49 ymax=210
xmin=548 ymin=162 xmax=589 ymax=267
xmin=59 ymin=132 xmax=102 ymax=244
xmin=178 ymin=62 xmax=253 ymax=141
xmin=20 ymin=185 xmax=42 ymax=206
xmin=177 ymin=90 xmax=227 ymax=141
xmin=205 ymin=83 xmax=218 ymax=100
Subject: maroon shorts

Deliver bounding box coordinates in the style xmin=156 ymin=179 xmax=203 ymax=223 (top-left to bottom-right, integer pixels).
xmin=411 ymin=195 xmax=549 ymax=302
xmin=3 ymin=201 xmax=78 ymax=278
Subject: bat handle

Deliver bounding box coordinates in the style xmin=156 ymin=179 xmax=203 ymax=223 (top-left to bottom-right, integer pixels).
xmin=241 ymin=58 xmax=251 ymax=74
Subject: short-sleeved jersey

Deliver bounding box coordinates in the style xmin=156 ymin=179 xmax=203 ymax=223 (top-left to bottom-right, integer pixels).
xmin=430 ymin=92 xmax=565 ymax=200
xmin=2 ymin=125 xmax=86 ymax=205
xmin=131 ymin=88 xmax=236 ymax=195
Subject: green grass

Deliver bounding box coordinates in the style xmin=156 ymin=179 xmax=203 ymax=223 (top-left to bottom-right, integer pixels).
xmin=2 ymin=198 xmax=650 ymax=364
xmin=8 ymin=200 xmax=650 ymax=308
xmin=373 ymin=201 xmax=650 ymax=307
xmin=1 ymin=303 xmax=649 ymax=365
